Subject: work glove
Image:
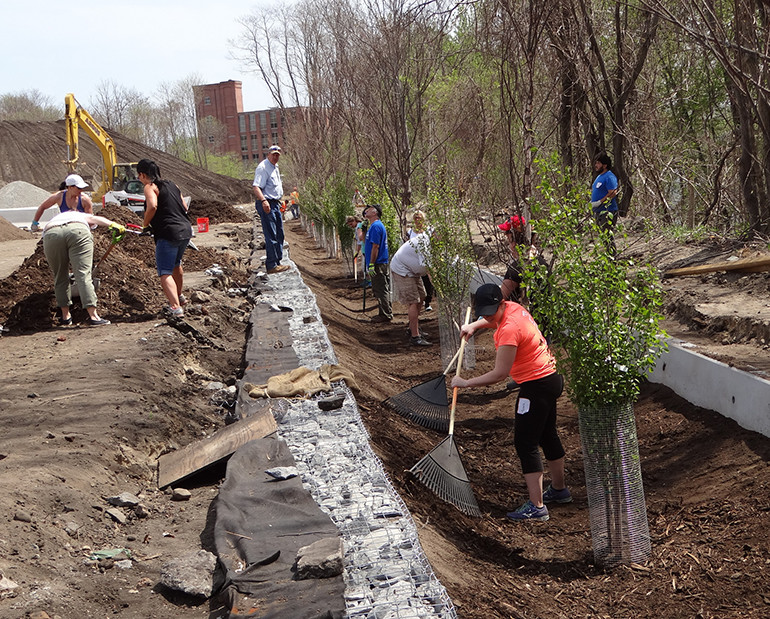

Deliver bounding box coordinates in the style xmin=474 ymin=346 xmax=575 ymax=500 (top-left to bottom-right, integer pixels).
xmin=140 ymin=226 xmax=153 ymax=236
xmin=109 ymin=223 xmax=126 ymax=234
xmin=590 ymin=199 xmax=603 ymax=208
xmin=368 ymin=264 xmax=376 ymax=277
xmin=30 ymin=221 xmax=40 ymax=232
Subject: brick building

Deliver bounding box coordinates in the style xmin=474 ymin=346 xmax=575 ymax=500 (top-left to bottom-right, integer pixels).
xmin=194 ymin=80 xmax=301 ymax=163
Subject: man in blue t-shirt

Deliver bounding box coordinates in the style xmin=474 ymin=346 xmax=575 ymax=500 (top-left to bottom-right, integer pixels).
xmin=590 ymin=152 xmax=619 ymax=254
xmin=363 ymin=204 xmax=392 ymax=322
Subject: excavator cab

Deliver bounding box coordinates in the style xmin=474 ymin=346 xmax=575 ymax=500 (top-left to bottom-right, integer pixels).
xmin=112 ymin=163 xmax=139 ymax=192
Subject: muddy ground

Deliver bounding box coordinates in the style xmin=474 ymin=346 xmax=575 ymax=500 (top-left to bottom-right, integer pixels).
xmin=0 ymin=192 xmax=768 ymax=616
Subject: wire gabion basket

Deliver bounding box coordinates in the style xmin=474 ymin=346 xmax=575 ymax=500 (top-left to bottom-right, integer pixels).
xmin=579 ymin=400 xmax=651 ymax=568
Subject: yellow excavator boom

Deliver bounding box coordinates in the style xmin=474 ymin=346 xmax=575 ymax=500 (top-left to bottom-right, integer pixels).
xmin=64 ymin=93 xmax=136 ymax=201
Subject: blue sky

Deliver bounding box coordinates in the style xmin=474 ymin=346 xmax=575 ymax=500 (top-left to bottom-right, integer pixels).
xmin=3 ymin=0 xmax=275 ymax=113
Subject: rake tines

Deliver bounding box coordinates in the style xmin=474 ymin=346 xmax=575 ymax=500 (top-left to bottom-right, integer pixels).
xmin=384 ymin=374 xmax=449 ymax=432
xmin=408 ymin=308 xmax=481 ymax=518
xmin=409 ymin=435 xmax=481 ymax=517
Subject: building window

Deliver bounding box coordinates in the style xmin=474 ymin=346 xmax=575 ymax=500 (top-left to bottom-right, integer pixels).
xmin=271 ymin=131 xmax=278 ymax=143
xmin=249 ymin=113 xmax=257 ymax=132
xmin=208 ymin=135 xmax=215 ymax=143
xmin=260 ymin=112 xmax=267 ymax=128
xmin=204 ymin=96 xmax=211 ymax=105
xmin=242 ymin=154 xmax=250 ymax=161
xmin=262 ymin=137 xmax=269 ymax=150
xmin=251 ymin=135 xmax=259 ymax=149
xmin=241 ymin=135 xmax=248 ymax=151
xmin=239 ymin=115 xmax=246 ymax=133
xmin=269 ymin=110 xmax=277 ymax=129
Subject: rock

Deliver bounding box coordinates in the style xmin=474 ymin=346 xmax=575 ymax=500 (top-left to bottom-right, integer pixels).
xmin=317 ymin=394 xmax=345 ymax=411
xmin=160 ymin=550 xmax=218 ymax=597
xmin=191 ymin=290 xmax=211 ymax=303
xmin=64 ymin=521 xmax=81 ymax=537
xmin=0 ymin=572 xmax=19 ymax=596
xmin=265 ymin=466 xmax=298 ymax=480
xmin=134 ymin=503 xmax=150 ymax=518
xmin=13 ymin=511 xmax=32 ymax=523
xmin=106 ymin=492 xmax=141 ymax=507
xmin=105 ymin=508 xmax=127 ymax=524
xmin=294 ymin=537 xmax=344 ymax=580
xmin=171 ymin=488 xmax=192 ymax=501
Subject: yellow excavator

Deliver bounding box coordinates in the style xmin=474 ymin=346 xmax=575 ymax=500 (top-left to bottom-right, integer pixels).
xmin=64 ymin=93 xmax=141 ymax=208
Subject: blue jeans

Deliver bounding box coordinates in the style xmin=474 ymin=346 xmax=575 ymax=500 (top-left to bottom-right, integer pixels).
xmin=155 ymin=238 xmax=189 ymax=276
xmin=258 ymin=199 xmax=285 ymax=270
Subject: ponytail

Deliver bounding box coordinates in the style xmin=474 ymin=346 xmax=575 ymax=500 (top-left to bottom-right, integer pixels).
xmin=137 ymin=158 xmax=161 ymax=182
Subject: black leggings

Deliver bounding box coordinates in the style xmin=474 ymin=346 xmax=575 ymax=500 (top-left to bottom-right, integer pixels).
xmin=513 ymin=372 xmax=565 ymax=474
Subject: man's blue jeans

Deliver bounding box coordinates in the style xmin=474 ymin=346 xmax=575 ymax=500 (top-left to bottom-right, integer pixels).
xmin=258 ymin=199 xmax=285 ymax=270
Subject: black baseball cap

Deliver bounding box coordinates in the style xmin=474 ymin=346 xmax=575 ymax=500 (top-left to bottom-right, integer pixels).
xmin=474 ymin=283 xmax=503 ymax=317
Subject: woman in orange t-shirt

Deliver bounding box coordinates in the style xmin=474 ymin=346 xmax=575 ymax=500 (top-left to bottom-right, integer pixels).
xmin=452 ymin=283 xmax=570 ymax=522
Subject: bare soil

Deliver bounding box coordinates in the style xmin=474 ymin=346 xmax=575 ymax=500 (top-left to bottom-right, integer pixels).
xmin=0 ymin=119 xmax=768 ymax=616
xmin=284 ymin=223 xmax=770 ymax=619
xmin=0 ymin=214 xmax=768 ymax=618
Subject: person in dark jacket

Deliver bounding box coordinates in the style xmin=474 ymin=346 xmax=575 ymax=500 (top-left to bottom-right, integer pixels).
xmin=138 ymin=158 xmax=191 ymax=317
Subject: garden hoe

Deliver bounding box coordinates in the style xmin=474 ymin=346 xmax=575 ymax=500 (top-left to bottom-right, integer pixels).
xmin=384 ymin=346 xmax=463 ymax=432
xmin=409 ymin=307 xmax=482 ymax=517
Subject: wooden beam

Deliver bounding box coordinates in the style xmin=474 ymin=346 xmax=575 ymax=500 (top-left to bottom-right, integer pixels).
xmin=157 ymin=411 xmax=277 ymax=488
xmin=663 ymin=256 xmax=770 ymax=278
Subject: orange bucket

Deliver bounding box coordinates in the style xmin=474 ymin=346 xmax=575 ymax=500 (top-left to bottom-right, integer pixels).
xmin=196 ymin=217 xmax=209 ymax=233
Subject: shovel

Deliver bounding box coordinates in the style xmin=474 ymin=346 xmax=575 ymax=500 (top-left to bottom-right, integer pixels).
xmin=409 ymin=307 xmax=482 ymax=517
xmin=70 ymin=225 xmax=125 ymax=298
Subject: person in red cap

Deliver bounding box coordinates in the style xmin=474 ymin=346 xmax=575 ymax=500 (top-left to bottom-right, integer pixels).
xmin=497 ymin=215 xmax=549 ymax=307
xmin=451 ymin=282 xmax=570 ymax=522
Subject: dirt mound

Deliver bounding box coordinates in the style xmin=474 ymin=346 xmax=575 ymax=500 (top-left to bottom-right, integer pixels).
xmin=0 ymin=180 xmax=53 ymax=212
xmin=0 ymin=120 xmax=253 ymax=204
xmin=0 ymin=215 xmax=30 ymax=241
xmin=188 ymin=199 xmax=252 ymax=225
xmin=0 ymin=203 xmax=250 ymax=331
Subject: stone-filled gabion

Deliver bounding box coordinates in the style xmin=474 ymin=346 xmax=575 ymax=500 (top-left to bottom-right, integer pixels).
xmin=256 ymin=259 xmax=457 ymax=619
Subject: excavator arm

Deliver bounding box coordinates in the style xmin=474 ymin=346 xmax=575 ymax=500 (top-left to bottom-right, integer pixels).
xmin=65 ymin=93 xmax=133 ymax=200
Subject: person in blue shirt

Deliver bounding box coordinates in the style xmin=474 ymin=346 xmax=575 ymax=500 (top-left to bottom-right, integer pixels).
xmin=590 ymin=152 xmax=619 ymax=254
xmin=253 ymin=145 xmax=289 ymax=274
xmin=363 ymin=204 xmax=392 ymax=322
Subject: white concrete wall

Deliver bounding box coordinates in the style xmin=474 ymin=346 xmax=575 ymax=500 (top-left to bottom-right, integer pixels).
xmin=649 ymin=339 xmax=770 ymax=439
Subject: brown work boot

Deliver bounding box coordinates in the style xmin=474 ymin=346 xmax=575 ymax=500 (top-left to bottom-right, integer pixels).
xmin=267 ymin=265 xmax=290 ymax=274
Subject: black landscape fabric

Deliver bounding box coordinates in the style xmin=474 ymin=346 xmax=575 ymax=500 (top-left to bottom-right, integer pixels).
xmin=214 ymin=437 xmax=345 ymax=619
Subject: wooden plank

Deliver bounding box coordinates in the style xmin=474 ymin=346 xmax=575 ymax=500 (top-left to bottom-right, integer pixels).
xmin=664 ymin=256 xmax=770 ymax=278
xmin=157 ymin=410 xmax=278 ymax=488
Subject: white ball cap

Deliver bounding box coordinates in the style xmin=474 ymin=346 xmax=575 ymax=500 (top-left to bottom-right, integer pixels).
xmin=65 ymin=174 xmax=88 ymax=189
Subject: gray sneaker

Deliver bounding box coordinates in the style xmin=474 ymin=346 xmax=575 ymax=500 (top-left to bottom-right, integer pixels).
xmin=542 ymin=485 xmax=572 ymax=504
xmin=410 ymin=335 xmax=432 ymax=346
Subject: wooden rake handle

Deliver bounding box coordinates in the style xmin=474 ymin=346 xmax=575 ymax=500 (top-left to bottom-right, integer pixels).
xmin=442 ymin=346 xmax=463 ymax=376
xmin=448 ymin=307 xmax=472 ymax=436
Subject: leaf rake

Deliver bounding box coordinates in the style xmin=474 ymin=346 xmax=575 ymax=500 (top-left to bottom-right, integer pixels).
xmin=384 ymin=346 xmax=462 ymax=432
xmin=409 ymin=308 xmax=482 ymax=517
